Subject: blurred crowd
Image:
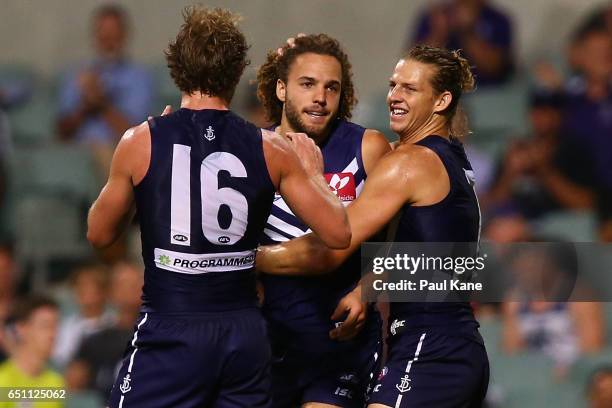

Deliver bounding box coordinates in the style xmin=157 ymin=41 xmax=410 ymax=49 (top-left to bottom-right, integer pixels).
xmin=0 ymin=1 xmax=611 ymax=407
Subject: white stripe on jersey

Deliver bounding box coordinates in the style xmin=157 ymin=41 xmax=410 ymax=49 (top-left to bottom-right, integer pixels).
xmin=343 ymin=157 xmax=359 ymax=175
xmin=355 ymin=180 xmax=365 ymax=196
xmin=267 ymin=214 xmax=310 ymax=238
xmin=263 ymin=228 xmax=290 ymax=242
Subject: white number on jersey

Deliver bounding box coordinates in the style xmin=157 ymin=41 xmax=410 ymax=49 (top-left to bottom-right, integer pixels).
xmin=170 ymin=145 xmax=249 ymax=246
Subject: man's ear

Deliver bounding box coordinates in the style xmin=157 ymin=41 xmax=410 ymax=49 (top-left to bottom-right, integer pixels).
xmin=276 ymin=79 xmax=287 ymax=102
xmin=433 ymin=91 xmax=452 ymax=114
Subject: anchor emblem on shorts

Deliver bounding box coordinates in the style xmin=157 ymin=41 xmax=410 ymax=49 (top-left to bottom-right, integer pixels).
xmin=120 ymin=373 xmax=132 ymax=394
xmin=396 ymin=374 xmax=411 ymax=393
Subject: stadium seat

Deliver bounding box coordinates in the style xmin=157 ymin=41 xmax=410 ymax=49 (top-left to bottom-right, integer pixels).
xmin=532 ymin=210 xmax=597 ymax=242
xmin=9 ymin=144 xmax=97 ymax=288
xmin=0 ymin=64 xmax=56 ymax=145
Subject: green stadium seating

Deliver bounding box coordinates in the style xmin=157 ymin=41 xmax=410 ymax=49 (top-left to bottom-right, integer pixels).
xmin=532 ymin=210 xmax=597 ymax=242
xmin=9 ymin=144 xmax=98 ymax=289
xmin=150 ymin=62 xmax=181 ymax=113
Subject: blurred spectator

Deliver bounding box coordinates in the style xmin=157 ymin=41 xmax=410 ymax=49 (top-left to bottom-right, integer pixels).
xmin=52 ymin=263 xmax=114 ymax=368
xmin=482 ymin=89 xmax=596 ymax=218
xmin=410 ymin=0 xmax=514 ymax=86
xmin=562 ymin=26 xmax=612 ymax=198
xmin=56 ymin=4 xmax=152 ymax=176
xmin=66 ymin=261 xmax=143 ymax=398
xmin=587 ymin=365 xmax=612 ymax=408
xmin=503 ymin=300 xmax=603 ymax=378
xmin=0 ymin=246 xmax=16 ymax=361
xmin=0 ymin=295 xmax=64 ymax=407
xmin=502 ymin=242 xmax=604 ymax=378
xmin=483 ymin=212 xmax=531 ymax=243
xmin=464 ymin=138 xmax=494 ymax=194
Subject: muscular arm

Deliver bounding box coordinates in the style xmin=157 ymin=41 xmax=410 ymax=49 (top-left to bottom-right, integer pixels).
xmin=87 ymin=122 xmax=150 ymax=248
xmin=262 ymin=129 xmax=351 ymax=249
xmin=257 ymin=143 xmax=449 ymax=275
xmin=361 ymin=129 xmax=392 ymax=175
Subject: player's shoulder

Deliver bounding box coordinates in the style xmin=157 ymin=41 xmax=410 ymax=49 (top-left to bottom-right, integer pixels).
xmin=362 ymin=128 xmax=391 ymax=151
xmin=374 ymin=142 xmax=444 ymax=185
xmin=119 ymin=120 xmax=151 ymax=149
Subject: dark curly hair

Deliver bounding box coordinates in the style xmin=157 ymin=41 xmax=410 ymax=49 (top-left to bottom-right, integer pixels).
xmin=406 ymin=45 xmax=475 ymax=137
xmin=256 ymin=34 xmax=356 ymax=124
xmin=165 ymin=6 xmax=250 ymax=102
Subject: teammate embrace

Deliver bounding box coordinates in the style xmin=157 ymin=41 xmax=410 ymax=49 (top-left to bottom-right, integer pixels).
xmin=88 ymin=5 xmax=488 ymax=408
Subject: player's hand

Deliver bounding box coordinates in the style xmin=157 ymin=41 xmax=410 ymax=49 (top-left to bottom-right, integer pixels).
xmin=329 ymin=289 xmax=367 ymax=341
xmin=148 ymin=105 xmax=172 ymax=120
xmin=287 ymin=132 xmax=324 ymax=176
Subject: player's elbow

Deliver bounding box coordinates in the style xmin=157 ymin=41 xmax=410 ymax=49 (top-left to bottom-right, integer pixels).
xmin=320 ymin=222 xmax=351 ymax=250
xmin=86 ymin=227 xmax=113 ymax=249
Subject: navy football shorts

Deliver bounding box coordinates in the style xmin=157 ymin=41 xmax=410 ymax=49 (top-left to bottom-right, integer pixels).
xmin=108 ymin=309 xmax=272 ymax=408
xmin=368 ymin=329 xmax=489 ymax=408
xmin=269 ymin=323 xmax=381 ymax=408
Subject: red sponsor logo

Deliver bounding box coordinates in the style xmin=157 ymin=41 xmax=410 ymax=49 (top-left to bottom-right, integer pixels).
xmin=324 ymin=172 xmax=356 ymax=202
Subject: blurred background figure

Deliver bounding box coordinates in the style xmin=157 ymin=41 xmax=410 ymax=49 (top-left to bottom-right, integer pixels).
xmin=410 ymin=0 xmax=514 ymax=86
xmin=587 ymin=365 xmax=612 ymax=408
xmin=0 ymin=295 xmax=64 ymax=407
xmin=65 ymin=261 xmax=143 ymax=399
xmin=562 ymin=25 xmax=612 ymax=201
xmin=482 ymin=89 xmax=597 ymax=219
xmin=52 ymin=263 xmax=114 ymax=369
xmin=0 ymin=245 xmax=16 ymax=362
xmin=55 ymin=3 xmax=152 ymax=179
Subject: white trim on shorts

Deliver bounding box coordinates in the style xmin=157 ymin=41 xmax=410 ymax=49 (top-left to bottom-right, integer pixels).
xmin=119 ymin=313 xmax=149 ymax=408
xmin=394 ymin=332 xmax=426 ymax=408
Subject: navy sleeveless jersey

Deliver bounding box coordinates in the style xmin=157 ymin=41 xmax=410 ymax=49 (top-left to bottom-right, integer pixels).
xmin=392 ymin=135 xmax=481 ymax=332
xmin=134 ymin=108 xmax=275 ymax=313
xmin=259 ymin=120 xmax=367 ymax=334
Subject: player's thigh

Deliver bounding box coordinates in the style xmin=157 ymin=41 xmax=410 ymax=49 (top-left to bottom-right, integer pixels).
xmin=214 ymin=309 xmax=273 ymax=408
xmin=367 ymin=404 xmax=392 ymax=408
xmin=302 ymin=403 xmax=343 ymax=408
xmin=108 ymin=314 xmax=218 ymax=408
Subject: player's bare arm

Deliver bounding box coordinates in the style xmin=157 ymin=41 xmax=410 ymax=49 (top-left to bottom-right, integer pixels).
xmin=87 ymin=121 xmax=150 ymax=248
xmin=262 ymin=128 xmax=351 ymax=249
xmin=257 ymin=143 xmax=448 ymax=275
xmin=361 ymin=129 xmax=392 ymax=174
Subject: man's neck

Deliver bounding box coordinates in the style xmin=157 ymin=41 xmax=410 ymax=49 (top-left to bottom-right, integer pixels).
xmin=12 ymin=348 xmax=45 ymax=377
xmin=181 ymin=93 xmax=229 ymax=111
xmin=399 ymin=118 xmax=449 ymax=145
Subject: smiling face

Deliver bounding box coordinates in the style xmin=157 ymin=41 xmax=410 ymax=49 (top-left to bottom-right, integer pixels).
xmin=387 ymin=58 xmax=451 ymax=138
xmin=277 ymin=53 xmax=342 ymax=141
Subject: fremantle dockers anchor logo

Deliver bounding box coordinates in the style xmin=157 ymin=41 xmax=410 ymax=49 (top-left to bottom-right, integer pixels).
xmin=396 ymin=374 xmax=412 ymax=393
xmin=204 ymin=126 xmax=215 ymax=141
xmin=120 ymin=374 xmax=132 ymax=394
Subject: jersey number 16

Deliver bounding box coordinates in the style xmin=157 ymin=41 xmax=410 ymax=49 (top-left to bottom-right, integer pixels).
xmin=170 ymin=144 xmax=248 ymax=247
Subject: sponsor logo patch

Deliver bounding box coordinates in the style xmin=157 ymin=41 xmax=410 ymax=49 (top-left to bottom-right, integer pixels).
xmin=325 ymin=172 xmax=356 ymax=202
